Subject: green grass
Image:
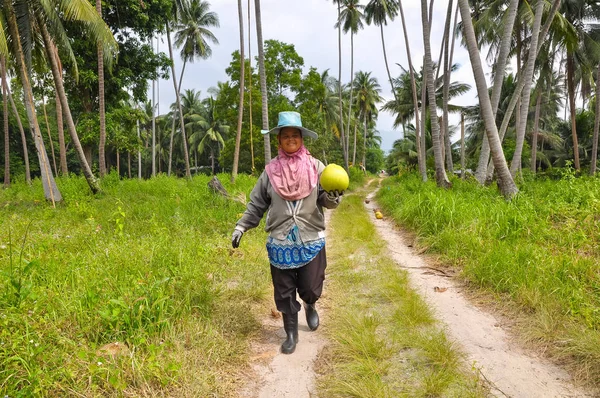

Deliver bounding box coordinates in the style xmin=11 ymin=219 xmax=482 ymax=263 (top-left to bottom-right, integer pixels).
xmin=376 ymin=172 xmax=600 ymax=387
xmin=0 ymin=172 xmax=272 ymax=396
xmin=317 ymin=192 xmax=487 ymax=397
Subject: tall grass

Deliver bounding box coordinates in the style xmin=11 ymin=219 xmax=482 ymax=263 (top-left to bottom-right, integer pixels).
xmin=376 ymin=173 xmax=600 ymax=387
xmin=318 ymin=193 xmax=487 ymax=397
xmin=0 ymin=173 xmax=271 ymax=396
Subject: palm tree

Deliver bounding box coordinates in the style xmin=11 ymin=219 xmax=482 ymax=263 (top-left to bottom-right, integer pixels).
xmin=231 ymin=0 xmax=245 ymax=182
xmin=1 ymin=55 xmax=8 ymax=188
xmin=353 ymin=71 xmax=382 ymax=170
xmin=97 ymin=0 xmax=107 ymax=177
xmin=254 ymin=0 xmax=271 ymax=164
xmin=398 ymin=0 xmax=425 ymax=180
xmin=509 ymin=0 xmax=545 ymax=176
xmin=165 ymin=2 xmax=192 ymax=178
xmin=337 ymin=0 xmax=364 ymax=168
xmin=330 ymin=0 xmax=349 ymax=170
xmin=421 ymin=0 xmax=449 ymax=189
xmin=457 ymin=0 xmax=518 ymax=199
xmin=174 ymin=0 xmax=219 ymax=89
xmin=559 ymin=0 xmax=600 ymax=171
xmin=198 ymin=97 xmax=229 ymax=174
xmin=169 ymin=0 xmax=219 ymax=175
xmin=3 ymin=0 xmax=61 ymax=202
xmin=364 ymin=0 xmax=398 ymax=100
xmin=592 ymin=65 xmax=600 ymax=175
xmin=473 ymin=0 xmax=519 ymax=184
xmin=33 ymin=0 xmax=115 ymax=194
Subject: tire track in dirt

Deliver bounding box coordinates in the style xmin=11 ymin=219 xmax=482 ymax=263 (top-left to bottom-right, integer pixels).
xmin=366 ymin=187 xmax=595 ymax=398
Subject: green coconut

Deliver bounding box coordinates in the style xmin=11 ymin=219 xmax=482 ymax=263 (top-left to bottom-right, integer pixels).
xmin=320 ymin=163 xmax=349 ymax=192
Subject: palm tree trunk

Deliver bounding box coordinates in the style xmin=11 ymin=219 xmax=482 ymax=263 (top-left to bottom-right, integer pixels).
xmin=346 ymin=33 xmax=355 ymax=153
xmin=442 ymin=0 xmax=455 ymax=174
xmin=353 ymin=120 xmax=358 ymax=165
xmin=247 ymin=0 xmax=255 ymax=171
xmin=96 ymin=0 xmax=107 ymax=177
xmin=116 ymin=151 xmax=120 ymax=176
xmin=399 ymin=0 xmax=425 ymax=181
xmin=420 ymin=64 xmax=428 ymax=173
xmin=166 ymin=23 xmax=192 ymax=178
xmin=55 ymin=90 xmax=67 ymax=175
xmin=567 ymin=53 xmax=581 ymax=170
xmin=510 ymin=0 xmax=544 ymax=176
xmin=337 ymin=1 xmax=349 ymax=171
xmin=457 ymin=0 xmax=517 ymax=199
xmin=531 ymin=90 xmax=542 ymax=173
xmin=38 ymin=19 xmax=100 ymax=194
xmin=7 ymin=84 xmax=31 ymax=184
xmin=211 ymin=147 xmax=215 ymax=175
xmin=474 ymin=0 xmax=519 ymax=184
xmin=486 ymin=0 xmax=561 ymax=180
xmin=4 ymin=0 xmax=62 ymax=203
xmin=1 ymin=55 xmax=9 ymax=188
xmin=591 ymin=64 xmax=600 ymax=175
xmin=42 ymin=98 xmax=58 ymax=176
xmin=168 ymin=59 xmax=188 ymax=177
xmin=380 ymin=24 xmax=396 ymax=105
xmin=231 ymin=0 xmax=245 ymax=182
xmin=460 ymin=112 xmax=465 ymax=179
xmin=362 ymin=115 xmax=367 ymax=170
xmin=421 ymin=0 xmax=450 ymax=188
xmin=254 ymin=0 xmax=271 ymax=163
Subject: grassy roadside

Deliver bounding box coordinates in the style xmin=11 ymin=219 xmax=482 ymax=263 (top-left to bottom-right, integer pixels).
xmin=376 ymin=173 xmax=600 ymax=389
xmin=0 ymin=173 xmax=273 ymax=396
xmin=316 ymin=185 xmax=487 ymax=397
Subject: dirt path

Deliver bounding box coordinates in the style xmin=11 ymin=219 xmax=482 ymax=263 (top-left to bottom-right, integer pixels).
xmin=365 ymin=187 xmax=595 ymax=398
xmin=239 ymin=210 xmax=332 ymax=398
xmin=240 ymin=185 xmax=595 ymax=398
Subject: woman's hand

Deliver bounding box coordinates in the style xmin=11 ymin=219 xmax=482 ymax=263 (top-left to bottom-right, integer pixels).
xmin=326 ymin=190 xmax=344 ymax=200
xmin=232 ymin=229 xmax=244 ymax=248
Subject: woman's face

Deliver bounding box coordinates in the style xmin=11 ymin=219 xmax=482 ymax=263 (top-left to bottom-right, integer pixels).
xmin=278 ymin=127 xmax=304 ymax=154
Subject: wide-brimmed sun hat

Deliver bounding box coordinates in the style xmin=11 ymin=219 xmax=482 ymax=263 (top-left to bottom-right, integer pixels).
xmin=262 ymin=111 xmax=318 ymax=139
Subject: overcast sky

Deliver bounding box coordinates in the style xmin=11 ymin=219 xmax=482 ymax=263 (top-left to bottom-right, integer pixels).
xmin=153 ymin=0 xmax=495 ymax=152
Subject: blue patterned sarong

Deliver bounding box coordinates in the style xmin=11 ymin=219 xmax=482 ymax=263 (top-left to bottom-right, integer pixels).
xmin=267 ymin=224 xmax=325 ymax=269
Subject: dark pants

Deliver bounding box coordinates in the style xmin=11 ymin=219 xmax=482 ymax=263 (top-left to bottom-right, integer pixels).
xmin=270 ymin=247 xmax=327 ymax=315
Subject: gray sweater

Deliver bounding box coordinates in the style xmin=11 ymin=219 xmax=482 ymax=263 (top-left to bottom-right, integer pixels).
xmin=235 ymin=158 xmax=340 ymax=241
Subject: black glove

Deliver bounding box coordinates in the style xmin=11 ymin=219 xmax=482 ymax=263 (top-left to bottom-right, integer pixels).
xmin=232 ymin=229 xmax=244 ymax=248
xmin=326 ymin=190 xmax=344 ymax=200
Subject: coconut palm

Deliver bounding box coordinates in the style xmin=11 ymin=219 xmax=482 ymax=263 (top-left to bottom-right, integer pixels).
xmin=197 ymin=97 xmax=229 ymax=174
xmin=336 ymin=0 xmax=364 ymax=167
xmin=364 ymin=0 xmax=398 ymax=99
xmin=421 ymin=0 xmax=450 ymax=188
xmin=353 ymin=71 xmax=382 ymax=170
xmin=231 ymin=0 xmax=245 ymax=182
xmin=165 ymin=2 xmax=192 ymax=178
xmin=32 ymin=0 xmax=116 ymax=194
xmin=3 ymin=0 xmax=61 ymax=201
xmin=398 ymin=0 xmax=425 ymax=179
xmin=559 ymin=0 xmax=600 ymax=170
xmin=174 ymin=0 xmax=219 ymax=88
xmin=97 ymin=0 xmax=107 ymax=177
xmin=254 ymin=0 xmax=271 ymax=163
xmin=329 ymin=0 xmax=348 ymax=170
xmin=472 ymin=0 xmax=519 ymax=183
xmin=457 ymin=0 xmax=518 ymax=198
xmin=1 ymin=55 xmax=8 ymax=187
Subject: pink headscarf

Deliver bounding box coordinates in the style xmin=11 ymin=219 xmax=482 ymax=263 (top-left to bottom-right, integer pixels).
xmin=266 ymin=145 xmax=318 ymax=201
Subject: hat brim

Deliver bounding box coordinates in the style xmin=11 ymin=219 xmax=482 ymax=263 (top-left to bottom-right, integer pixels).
xmin=262 ymin=125 xmax=318 ymax=140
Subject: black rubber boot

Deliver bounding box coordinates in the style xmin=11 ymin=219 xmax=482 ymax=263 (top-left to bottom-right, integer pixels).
xmin=304 ymin=302 xmax=319 ymax=331
xmin=281 ymin=312 xmax=299 ymax=354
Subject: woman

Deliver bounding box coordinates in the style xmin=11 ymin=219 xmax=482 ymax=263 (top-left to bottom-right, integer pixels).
xmin=231 ymin=111 xmax=342 ymax=354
